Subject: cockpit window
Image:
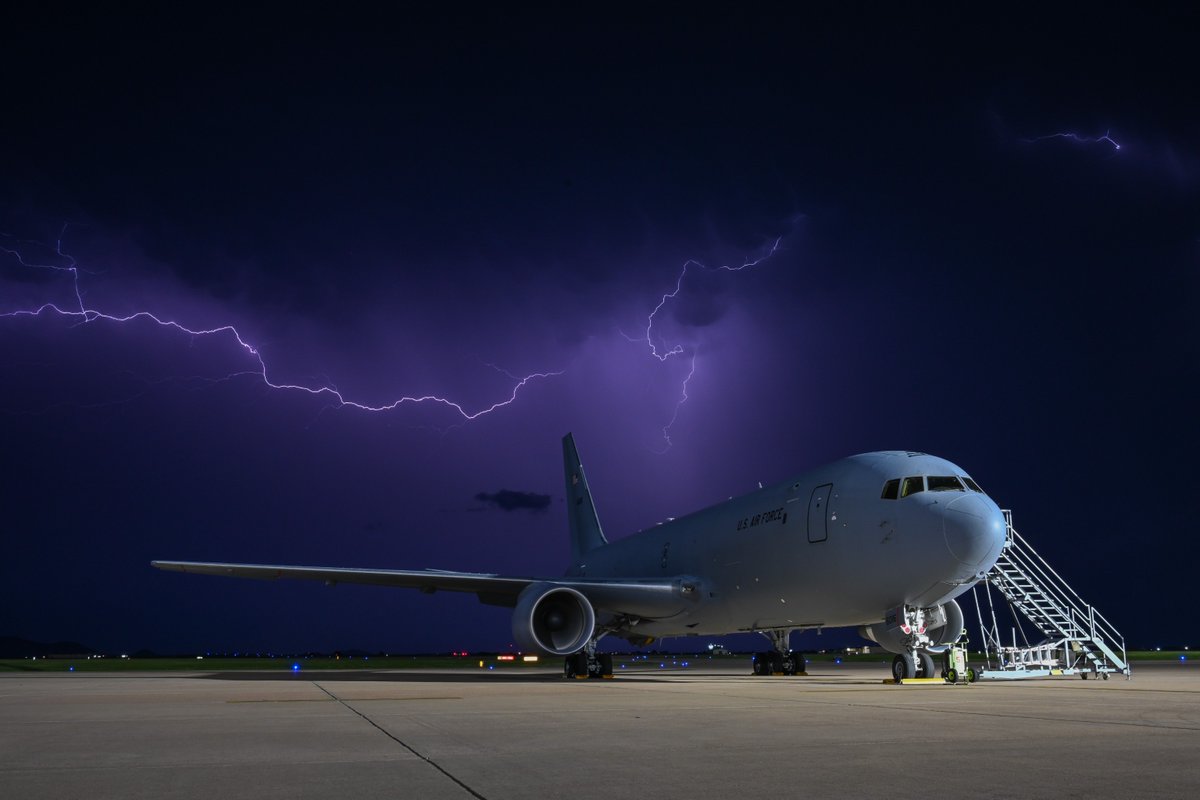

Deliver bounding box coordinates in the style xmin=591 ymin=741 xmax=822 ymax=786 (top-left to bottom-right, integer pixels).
xmin=900 ymin=476 xmax=925 ymax=497
xmin=961 ymin=476 xmax=984 ymax=493
xmin=881 ymin=478 xmax=900 ymax=500
xmin=927 ymin=476 xmax=964 ymax=492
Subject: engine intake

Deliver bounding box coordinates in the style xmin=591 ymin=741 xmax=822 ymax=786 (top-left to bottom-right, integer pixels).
xmin=511 ymin=583 xmax=596 ymax=655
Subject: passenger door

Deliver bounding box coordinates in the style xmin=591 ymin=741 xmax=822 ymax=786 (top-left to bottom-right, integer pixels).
xmin=807 ymin=483 xmax=832 ymax=543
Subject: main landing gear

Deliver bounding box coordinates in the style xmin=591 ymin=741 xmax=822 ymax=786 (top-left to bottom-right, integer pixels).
xmin=752 ymin=630 xmax=806 ymax=676
xmin=563 ymin=638 xmax=614 ymax=680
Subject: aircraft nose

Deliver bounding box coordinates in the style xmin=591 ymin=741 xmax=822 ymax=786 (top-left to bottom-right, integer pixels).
xmin=943 ymin=494 xmax=1006 ymax=570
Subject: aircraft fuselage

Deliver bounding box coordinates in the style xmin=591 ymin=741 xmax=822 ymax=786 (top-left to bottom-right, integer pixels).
xmin=573 ymin=451 xmax=1006 ymax=639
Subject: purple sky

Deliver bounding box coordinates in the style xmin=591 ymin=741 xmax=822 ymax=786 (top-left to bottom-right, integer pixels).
xmin=2 ymin=10 xmax=1197 ymax=654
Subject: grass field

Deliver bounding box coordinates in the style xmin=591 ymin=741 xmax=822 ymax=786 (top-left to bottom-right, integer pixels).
xmin=0 ymin=650 xmax=1189 ymax=673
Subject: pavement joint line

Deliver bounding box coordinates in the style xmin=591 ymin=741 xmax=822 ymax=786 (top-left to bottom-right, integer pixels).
xmin=228 ymin=696 xmax=463 ymax=703
xmin=312 ymin=681 xmax=486 ymax=800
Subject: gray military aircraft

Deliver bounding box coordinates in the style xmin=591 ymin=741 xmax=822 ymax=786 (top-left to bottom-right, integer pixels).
xmin=153 ymin=433 xmax=1007 ymax=681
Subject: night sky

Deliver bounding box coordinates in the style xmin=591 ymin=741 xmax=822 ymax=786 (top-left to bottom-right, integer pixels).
xmin=3 ymin=9 xmax=1196 ymax=655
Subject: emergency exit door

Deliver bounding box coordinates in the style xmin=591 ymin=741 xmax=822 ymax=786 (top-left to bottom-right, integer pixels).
xmin=807 ymin=483 xmax=832 ymax=543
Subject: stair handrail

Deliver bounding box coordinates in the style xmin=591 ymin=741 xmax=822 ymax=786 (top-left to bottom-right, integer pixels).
xmin=992 ymin=511 xmax=1127 ymax=669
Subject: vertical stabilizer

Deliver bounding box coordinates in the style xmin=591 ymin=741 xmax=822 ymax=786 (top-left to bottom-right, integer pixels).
xmin=563 ymin=433 xmax=608 ymax=565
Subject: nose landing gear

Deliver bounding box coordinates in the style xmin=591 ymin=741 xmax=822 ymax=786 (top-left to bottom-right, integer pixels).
xmin=891 ymin=650 xmax=937 ymax=681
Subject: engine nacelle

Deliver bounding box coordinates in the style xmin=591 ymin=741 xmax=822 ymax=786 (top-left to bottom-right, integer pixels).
xmin=511 ymin=583 xmax=596 ymax=655
xmin=858 ymin=619 xmax=909 ymax=654
xmin=925 ymin=598 xmax=965 ymax=647
xmin=858 ymin=599 xmax=964 ymax=653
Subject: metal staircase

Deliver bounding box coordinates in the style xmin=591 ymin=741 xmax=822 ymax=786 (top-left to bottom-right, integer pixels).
xmin=970 ymin=510 xmax=1129 ymax=679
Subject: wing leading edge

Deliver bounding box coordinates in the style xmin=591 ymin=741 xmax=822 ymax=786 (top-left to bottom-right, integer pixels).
xmin=150 ymin=560 xmax=699 ymax=619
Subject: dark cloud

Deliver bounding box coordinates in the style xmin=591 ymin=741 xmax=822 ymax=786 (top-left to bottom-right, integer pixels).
xmin=1 ymin=10 xmax=1195 ymax=655
xmin=473 ymin=490 xmax=552 ymax=513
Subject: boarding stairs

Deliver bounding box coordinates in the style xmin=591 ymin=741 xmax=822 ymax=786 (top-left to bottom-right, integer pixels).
xmin=971 ymin=510 xmax=1129 ymax=679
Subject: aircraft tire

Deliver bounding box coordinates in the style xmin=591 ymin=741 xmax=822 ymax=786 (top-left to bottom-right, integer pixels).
xmin=752 ymin=653 xmax=771 ymax=675
xmin=891 ymin=653 xmax=916 ymax=681
xmin=917 ymin=652 xmax=935 ymax=678
xmin=564 ymin=652 xmax=587 ymax=679
xmin=596 ymin=653 xmax=614 ymax=678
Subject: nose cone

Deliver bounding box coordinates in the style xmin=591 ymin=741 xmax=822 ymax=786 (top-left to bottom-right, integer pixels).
xmin=943 ymin=494 xmax=1006 ymax=571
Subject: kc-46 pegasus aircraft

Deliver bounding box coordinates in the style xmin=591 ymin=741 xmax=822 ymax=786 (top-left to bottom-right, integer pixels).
xmin=154 ymin=434 xmax=1007 ymax=681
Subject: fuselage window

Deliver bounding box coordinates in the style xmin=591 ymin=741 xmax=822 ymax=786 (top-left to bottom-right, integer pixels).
xmin=961 ymin=476 xmax=984 ymax=493
xmin=881 ymin=478 xmax=900 ymax=499
xmin=927 ymin=475 xmax=964 ymax=492
xmin=900 ymin=476 xmax=925 ymax=497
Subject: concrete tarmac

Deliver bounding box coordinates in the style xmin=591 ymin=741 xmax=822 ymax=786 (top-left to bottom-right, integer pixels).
xmin=2 ymin=661 xmax=1198 ymax=799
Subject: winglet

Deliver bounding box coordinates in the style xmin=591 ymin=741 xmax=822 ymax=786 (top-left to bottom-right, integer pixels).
xmin=563 ymin=433 xmax=608 ymax=566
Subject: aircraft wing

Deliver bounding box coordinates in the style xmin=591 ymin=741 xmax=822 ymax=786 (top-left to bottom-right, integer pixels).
xmin=150 ymin=560 xmax=700 ymax=619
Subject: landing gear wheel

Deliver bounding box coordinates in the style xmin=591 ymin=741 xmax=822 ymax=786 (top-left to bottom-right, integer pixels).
xmin=752 ymin=653 xmax=771 ymax=675
xmin=917 ymin=652 xmax=935 ymax=678
xmin=593 ymin=653 xmax=614 ymax=679
xmin=564 ymin=652 xmax=588 ymax=679
xmin=891 ymin=653 xmax=916 ymax=682
xmin=784 ymin=653 xmax=804 ymax=675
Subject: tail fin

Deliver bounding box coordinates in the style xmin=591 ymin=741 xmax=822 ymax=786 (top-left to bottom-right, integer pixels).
xmin=563 ymin=433 xmax=608 ymax=565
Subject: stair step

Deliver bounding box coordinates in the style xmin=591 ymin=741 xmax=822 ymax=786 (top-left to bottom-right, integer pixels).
xmin=976 ymin=512 xmax=1128 ymax=674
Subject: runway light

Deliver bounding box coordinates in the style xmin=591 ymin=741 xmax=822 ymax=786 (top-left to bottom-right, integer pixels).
xmin=69 ymin=666 xmax=74 ymax=671
xmin=292 ymin=663 xmax=300 ymax=672
xmin=836 ymin=658 xmax=842 ymax=665
xmin=1181 ymin=655 xmax=1187 ymax=662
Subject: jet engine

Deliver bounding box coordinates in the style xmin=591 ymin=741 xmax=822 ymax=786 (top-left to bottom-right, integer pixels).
xmin=858 ymin=599 xmax=964 ymax=653
xmin=511 ymin=583 xmax=596 ymax=655
xmin=924 ymin=598 xmax=965 ymax=647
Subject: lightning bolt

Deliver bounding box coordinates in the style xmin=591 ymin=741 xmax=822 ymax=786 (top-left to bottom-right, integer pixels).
xmin=632 ymin=235 xmax=785 ymax=450
xmin=1 ymin=228 xmax=561 ymax=422
xmin=1023 ymin=129 xmax=1122 ymax=152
